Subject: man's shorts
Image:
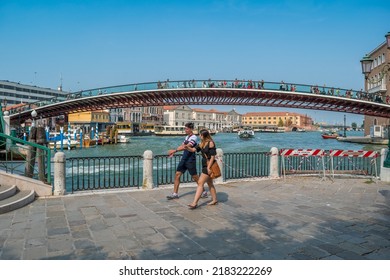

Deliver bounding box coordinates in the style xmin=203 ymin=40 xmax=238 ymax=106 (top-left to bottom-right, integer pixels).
xmin=176 ymin=159 xmax=197 ymax=176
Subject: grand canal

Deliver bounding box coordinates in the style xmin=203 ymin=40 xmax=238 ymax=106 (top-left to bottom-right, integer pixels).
xmin=62 ymin=130 xmax=384 ymax=158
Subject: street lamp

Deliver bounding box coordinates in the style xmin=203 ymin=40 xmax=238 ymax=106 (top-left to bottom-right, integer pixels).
xmin=360 ymin=54 xmax=373 ymax=79
xmin=31 ymin=109 xmax=37 ymax=127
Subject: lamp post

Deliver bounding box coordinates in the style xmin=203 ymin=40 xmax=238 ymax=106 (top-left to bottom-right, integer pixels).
xmin=31 ymin=109 xmax=37 ymax=127
xmin=363 ymin=32 xmax=390 ymax=167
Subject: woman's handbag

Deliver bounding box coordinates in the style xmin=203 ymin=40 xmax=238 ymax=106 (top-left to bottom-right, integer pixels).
xmin=208 ymin=159 xmax=221 ymax=179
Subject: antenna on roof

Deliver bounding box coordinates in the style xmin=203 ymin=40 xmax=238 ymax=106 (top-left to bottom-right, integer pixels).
xmin=58 ymin=74 xmax=63 ymax=91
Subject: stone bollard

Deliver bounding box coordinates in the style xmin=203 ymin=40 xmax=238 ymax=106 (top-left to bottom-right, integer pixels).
xmin=3 ymin=115 xmax=11 ymax=151
xmin=53 ymin=152 xmax=66 ymax=195
xmin=269 ymin=147 xmax=280 ymax=178
xmin=143 ymin=150 xmax=153 ymax=189
xmin=214 ymin=148 xmax=224 ymax=184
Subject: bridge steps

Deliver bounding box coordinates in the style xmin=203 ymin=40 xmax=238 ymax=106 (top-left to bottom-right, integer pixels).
xmin=0 ymin=185 xmax=35 ymax=214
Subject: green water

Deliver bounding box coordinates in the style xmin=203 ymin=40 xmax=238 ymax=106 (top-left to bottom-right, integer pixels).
xmin=61 ymin=130 xmax=384 ymax=158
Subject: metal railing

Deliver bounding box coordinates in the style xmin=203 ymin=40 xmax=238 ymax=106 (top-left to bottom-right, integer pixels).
xmin=223 ymin=152 xmax=270 ymax=179
xmin=7 ymin=79 xmax=388 ymax=117
xmin=64 ymin=150 xmax=379 ymax=193
xmin=66 ymin=155 xmax=143 ymax=193
xmin=0 ymin=132 xmax=52 ymax=184
xmin=154 ymin=154 xmax=203 ymax=187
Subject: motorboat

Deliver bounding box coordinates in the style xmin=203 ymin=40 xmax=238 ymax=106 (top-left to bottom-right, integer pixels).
xmin=238 ymin=128 xmax=255 ymax=139
xmin=321 ymin=133 xmax=339 ymax=139
xmin=321 ymin=130 xmax=340 ymax=139
xmin=117 ymin=135 xmax=131 ymax=143
xmin=154 ymin=125 xmax=187 ymax=136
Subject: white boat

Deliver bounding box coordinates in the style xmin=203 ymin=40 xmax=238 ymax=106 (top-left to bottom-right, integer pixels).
xmin=238 ymin=128 xmax=255 ymax=139
xmin=117 ymin=135 xmax=131 ymax=143
xmin=256 ymin=126 xmax=285 ymax=133
xmin=115 ymin=122 xmax=154 ymax=136
xmin=48 ymin=139 xmax=78 ymax=149
xmin=154 ymin=125 xmax=186 ymax=136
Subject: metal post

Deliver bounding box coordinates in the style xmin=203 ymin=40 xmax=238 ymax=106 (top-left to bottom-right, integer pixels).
xmin=60 ymin=126 xmax=64 ymax=152
xmin=343 ymin=114 xmax=346 ymax=138
xmin=80 ymin=130 xmax=83 ymax=149
xmin=95 ymin=123 xmax=98 ymax=146
xmin=67 ymin=122 xmax=71 ymax=150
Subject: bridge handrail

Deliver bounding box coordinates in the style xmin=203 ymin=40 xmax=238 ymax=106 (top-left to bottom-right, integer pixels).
xmin=6 ymin=79 xmax=386 ymax=116
xmin=0 ymin=132 xmax=52 ymax=184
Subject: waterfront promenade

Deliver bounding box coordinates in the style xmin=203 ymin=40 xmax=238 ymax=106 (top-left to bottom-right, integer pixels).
xmin=0 ymin=177 xmax=389 ymax=260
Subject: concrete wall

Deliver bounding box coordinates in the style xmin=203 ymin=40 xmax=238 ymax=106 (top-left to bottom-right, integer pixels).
xmin=0 ymin=170 xmax=52 ymax=197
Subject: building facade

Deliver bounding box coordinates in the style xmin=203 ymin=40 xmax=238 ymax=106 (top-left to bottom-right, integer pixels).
xmin=0 ymin=80 xmax=68 ymax=106
xmin=242 ymin=112 xmax=313 ymax=129
xmin=110 ymin=106 xmax=164 ymax=124
xmin=362 ymin=33 xmax=390 ymax=136
xmin=162 ymin=105 xmax=242 ymax=130
xmin=68 ymin=110 xmax=111 ymax=133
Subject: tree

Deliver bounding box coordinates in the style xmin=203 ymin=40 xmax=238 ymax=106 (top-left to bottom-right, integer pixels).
xmin=278 ymin=119 xmax=284 ymax=127
xmin=351 ymin=122 xmax=357 ymax=130
xmin=285 ymin=118 xmax=293 ymax=127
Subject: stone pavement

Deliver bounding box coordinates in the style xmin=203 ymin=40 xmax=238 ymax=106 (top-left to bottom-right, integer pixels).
xmin=0 ymin=177 xmax=390 ymax=260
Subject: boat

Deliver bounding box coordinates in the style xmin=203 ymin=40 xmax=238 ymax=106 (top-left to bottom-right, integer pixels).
xmin=115 ymin=122 xmax=154 ymax=136
xmin=255 ymin=126 xmax=286 ymax=133
xmin=154 ymin=125 xmax=187 ymax=136
xmin=238 ymin=127 xmax=255 ymax=139
xmin=117 ymin=135 xmax=131 ymax=143
xmin=48 ymin=139 xmax=79 ymax=150
xmin=321 ymin=131 xmax=340 ymax=139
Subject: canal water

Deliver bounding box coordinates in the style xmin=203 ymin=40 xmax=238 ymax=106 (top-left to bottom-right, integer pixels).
xmin=62 ymin=130 xmax=385 ymax=158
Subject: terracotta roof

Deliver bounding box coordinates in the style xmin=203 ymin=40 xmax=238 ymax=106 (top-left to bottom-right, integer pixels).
xmin=163 ymin=105 xmax=179 ymax=110
xmin=3 ymin=103 xmax=27 ymax=111
xmin=244 ymin=112 xmax=308 ymax=117
xmin=193 ymin=108 xmax=224 ymax=113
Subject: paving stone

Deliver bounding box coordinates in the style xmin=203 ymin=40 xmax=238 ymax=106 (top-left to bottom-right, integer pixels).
xmin=1 ymin=177 xmax=390 ymax=260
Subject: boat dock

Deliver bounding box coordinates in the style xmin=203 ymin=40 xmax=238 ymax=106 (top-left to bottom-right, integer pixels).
xmin=337 ymin=136 xmax=388 ymax=145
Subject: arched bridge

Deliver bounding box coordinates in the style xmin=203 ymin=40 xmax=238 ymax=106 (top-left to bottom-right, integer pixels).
xmin=7 ymin=79 xmax=390 ymax=124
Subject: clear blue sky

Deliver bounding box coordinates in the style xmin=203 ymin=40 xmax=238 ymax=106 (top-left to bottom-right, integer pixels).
xmin=1 ymin=0 xmax=389 ymax=125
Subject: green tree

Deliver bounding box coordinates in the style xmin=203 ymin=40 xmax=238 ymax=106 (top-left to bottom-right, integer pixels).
xmin=285 ymin=118 xmax=293 ymax=127
xmin=278 ymin=119 xmax=284 ymax=127
xmin=351 ymin=122 xmax=357 ymax=130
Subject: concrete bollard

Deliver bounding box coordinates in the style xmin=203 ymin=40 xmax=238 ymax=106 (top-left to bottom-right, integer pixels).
xmin=214 ymin=148 xmax=224 ymax=184
xmin=143 ymin=150 xmax=154 ymax=189
xmin=53 ymin=152 xmax=66 ymax=195
xmin=3 ymin=115 xmax=11 ymax=151
xmin=269 ymin=147 xmax=279 ymax=178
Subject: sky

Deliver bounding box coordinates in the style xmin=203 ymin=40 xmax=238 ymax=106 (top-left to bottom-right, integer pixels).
xmin=1 ymin=0 xmax=389 ymax=125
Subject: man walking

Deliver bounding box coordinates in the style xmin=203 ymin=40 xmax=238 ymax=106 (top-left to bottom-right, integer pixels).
xmin=167 ymin=122 xmax=207 ymax=199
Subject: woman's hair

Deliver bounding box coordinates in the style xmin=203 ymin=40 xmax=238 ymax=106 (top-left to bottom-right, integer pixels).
xmin=199 ymin=129 xmax=213 ymax=148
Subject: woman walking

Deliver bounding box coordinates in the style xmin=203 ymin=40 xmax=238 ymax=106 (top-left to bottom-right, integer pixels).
xmin=186 ymin=129 xmax=218 ymax=209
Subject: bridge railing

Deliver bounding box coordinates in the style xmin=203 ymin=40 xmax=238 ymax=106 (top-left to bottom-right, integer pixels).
xmin=7 ymin=79 xmax=387 ymax=116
